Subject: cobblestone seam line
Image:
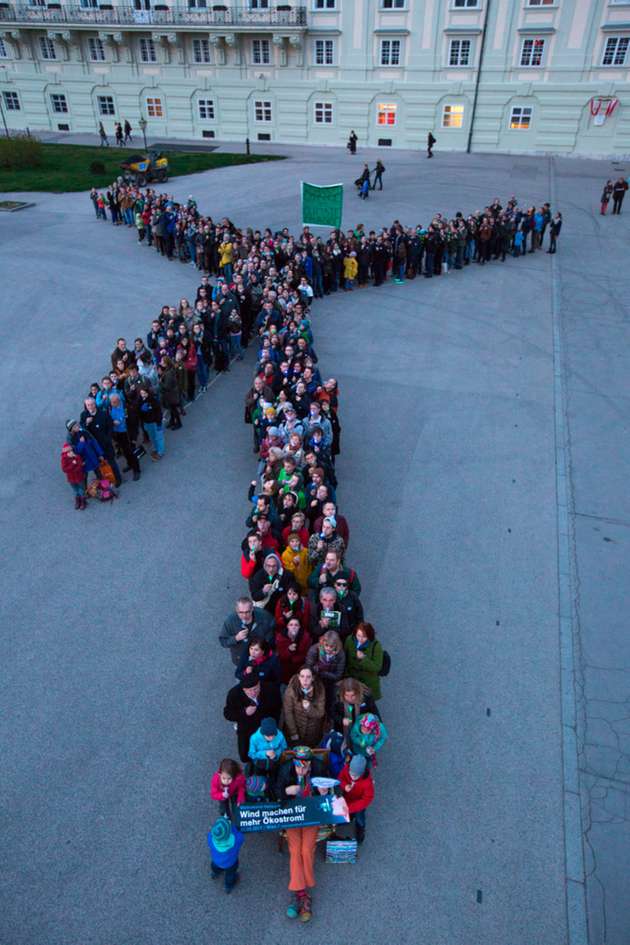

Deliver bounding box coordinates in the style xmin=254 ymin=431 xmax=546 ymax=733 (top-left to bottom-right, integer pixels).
xmin=549 ymin=157 xmax=589 ymax=945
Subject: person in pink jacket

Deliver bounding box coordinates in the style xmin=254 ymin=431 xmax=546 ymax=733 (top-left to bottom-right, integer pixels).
xmin=210 ymin=758 xmax=246 ymax=820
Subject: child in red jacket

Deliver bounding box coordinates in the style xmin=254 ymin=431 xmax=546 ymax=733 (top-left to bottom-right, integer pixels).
xmin=338 ymin=754 xmax=375 ymax=843
xmin=210 ymin=758 xmax=247 ymax=821
xmin=61 ymin=430 xmax=87 ymax=510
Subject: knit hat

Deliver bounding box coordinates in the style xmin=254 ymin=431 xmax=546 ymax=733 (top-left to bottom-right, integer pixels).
xmin=349 ymin=754 xmax=367 ymax=778
xmin=292 ymin=745 xmax=313 ymax=762
xmin=359 ymin=713 xmax=379 ymax=733
xmin=210 ymin=817 xmax=235 ymax=853
xmin=240 ymin=670 xmax=260 ymax=689
xmin=260 ymin=717 xmax=278 ymax=736
xmin=66 ymin=419 xmax=78 ymax=433
xmin=246 ymin=775 xmax=268 ymax=799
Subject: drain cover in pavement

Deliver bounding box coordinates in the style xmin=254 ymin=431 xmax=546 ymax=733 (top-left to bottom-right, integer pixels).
xmin=0 ymin=201 xmax=34 ymax=212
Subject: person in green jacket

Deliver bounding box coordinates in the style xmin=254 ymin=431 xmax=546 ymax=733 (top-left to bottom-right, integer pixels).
xmin=343 ymin=622 xmax=384 ymax=700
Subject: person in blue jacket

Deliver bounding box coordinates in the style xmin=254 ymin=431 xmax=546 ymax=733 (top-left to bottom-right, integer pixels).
xmin=207 ymin=816 xmax=244 ymax=893
xmin=248 ymin=716 xmax=288 ymax=795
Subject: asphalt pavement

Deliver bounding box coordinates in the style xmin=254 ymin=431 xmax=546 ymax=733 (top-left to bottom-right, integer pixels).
xmin=1 ymin=146 xmax=628 ymax=945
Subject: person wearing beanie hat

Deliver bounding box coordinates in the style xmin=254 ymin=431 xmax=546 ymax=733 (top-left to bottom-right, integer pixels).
xmin=248 ymin=717 xmax=288 ymax=790
xmin=338 ymin=754 xmax=375 ymax=844
xmin=207 ymin=816 xmax=244 ymax=893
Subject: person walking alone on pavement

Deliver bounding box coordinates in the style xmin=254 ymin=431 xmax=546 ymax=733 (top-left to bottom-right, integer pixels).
xmin=115 ymin=122 xmax=124 ymax=147
xmin=612 ymin=177 xmax=628 ymax=215
xmin=347 ymin=130 xmax=357 ymax=155
xmin=371 ymin=160 xmax=385 ymax=191
xmin=98 ymin=122 xmax=109 ymax=147
xmin=427 ymin=130 xmax=436 ymax=158
xmin=123 ymin=119 xmax=133 ymax=144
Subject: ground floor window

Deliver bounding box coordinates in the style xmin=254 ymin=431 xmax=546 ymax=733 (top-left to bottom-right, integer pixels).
xmin=254 ymin=99 xmax=272 ymax=121
xmin=509 ymin=106 xmax=532 ymax=129
xmin=442 ymin=103 xmax=464 ymax=128
xmin=376 ymin=102 xmax=397 ymax=125
xmin=146 ymin=97 xmax=163 ymax=117
xmin=314 ymin=101 xmax=333 ymax=124
xmin=3 ymin=91 xmax=20 ymax=110
xmin=50 ymin=93 xmax=68 ymax=113
xmin=97 ymin=95 xmax=115 ymax=115
xmin=198 ymin=97 xmax=215 ymax=120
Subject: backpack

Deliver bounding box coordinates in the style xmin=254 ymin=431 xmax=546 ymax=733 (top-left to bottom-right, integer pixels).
xmin=87 ymin=478 xmax=118 ymax=502
xmin=378 ymin=649 xmax=391 ymax=677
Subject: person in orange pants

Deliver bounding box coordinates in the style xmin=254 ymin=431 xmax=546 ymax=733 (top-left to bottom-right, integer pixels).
xmin=276 ymin=746 xmax=326 ymax=923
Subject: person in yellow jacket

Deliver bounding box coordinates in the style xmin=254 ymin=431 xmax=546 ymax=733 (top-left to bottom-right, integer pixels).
xmin=281 ymin=532 xmax=311 ymax=593
xmin=343 ymin=252 xmax=358 ymax=291
xmin=219 ymin=239 xmax=234 ymax=282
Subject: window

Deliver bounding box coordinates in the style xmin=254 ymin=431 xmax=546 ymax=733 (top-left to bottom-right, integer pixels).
xmin=526 ymin=0 xmax=553 ymax=5
xmin=0 ymin=38 xmax=8 ymax=58
xmin=520 ymin=37 xmax=545 ymax=66
xmin=192 ymin=38 xmax=210 ymax=63
xmin=602 ymin=36 xmax=629 ymax=66
xmin=314 ymin=101 xmax=333 ymax=123
xmin=146 ymin=96 xmax=163 ymax=117
xmin=380 ymin=38 xmax=401 ymax=65
xmin=252 ymin=39 xmax=270 ymax=64
xmin=250 ymin=0 xmax=269 ymax=8
xmin=376 ymin=102 xmax=397 ymax=125
xmin=198 ymin=97 xmax=215 ymax=119
xmin=314 ymin=38 xmax=334 ymax=64
xmin=442 ymin=103 xmax=464 ymax=127
xmin=50 ymin=93 xmax=68 ymax=113
xmin=381 ymin=0 xmax=405 ymax=7
xmin=254 ymin=99 xmax=272 ymax=121
xmin=449 ymin=38 xmax=471 ymax=66
xmin=314 ymin=0 xmax=336 ymax=7
xmin=88 ymin=37 xmax=105 ymax=61
xmin=39 ymin=37 xmax=56 ymax=60
xmin=509 ymin=106 xmax=532 ymax=129
xmin=139 ymin=38 xmax=157 ymax=62
xmin=97 ymin=94 xmax=115 ymax=115
xmin=3 ymin=91 xmax=20 ymax=111
xmin=453 ymin=0 xmax=479 ymax=6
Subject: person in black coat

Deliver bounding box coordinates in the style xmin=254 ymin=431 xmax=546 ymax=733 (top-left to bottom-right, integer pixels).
xmin=79 ymin=396 xmax=122 ymax=485
xmin=223 ymin=671 xmax=282 ymax=763
xmin=249 ymin=553 xmax=292 ymax=614
xmin=330 ymin=677 xmax=381 ymax=737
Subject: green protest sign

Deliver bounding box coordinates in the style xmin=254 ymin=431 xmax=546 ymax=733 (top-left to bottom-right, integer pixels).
xmin=301 ymin=181 xmax=344 ymax=229
xmin=235 ymin=796 xmax=349 ymax=833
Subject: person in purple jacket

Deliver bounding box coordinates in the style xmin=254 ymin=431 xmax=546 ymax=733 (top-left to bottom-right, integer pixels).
xmin=207 ymin=816 xmax=244 ymax=893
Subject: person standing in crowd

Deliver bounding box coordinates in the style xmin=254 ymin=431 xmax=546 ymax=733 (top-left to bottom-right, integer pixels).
xmin=60 ymin=424 xmax=87 ymax=510
xmin=219 ymin=596 xmax=276 ymax=667
xmin=223 ymin=670 xmax=282 ymax=763
xmin=79 ymin=396 xmax=122 ymax=487
xmin=282 ymin=666 xmax=327 ymax=748
xmin=344 ymin=621 xmax=384 ymax=700
xmin=548 ymin=212 xmax=562 ymax=254
xmin=210 ymin=758 xmax=246 ymax=819
xmin=137 ymin=386 xmax=164 ymax=461
xmin=427 ymin=130 xmax=436 ymax=158
xmin=338 ymin=753 xmax=374 ymax=843
xmin=109 ymin=394 xmax=141 ymax=481
xmin=612 ymin=177 xmax=628 ymax=214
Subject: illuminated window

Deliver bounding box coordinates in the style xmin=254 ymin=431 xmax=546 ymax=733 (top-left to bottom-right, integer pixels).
xmin=376 ymin=102 xmax=397 ymax=125
xmin=520 ymin=37 xmax=545 ymax=67
xmin=314 ymin=102 xmax=333 ymax=123
xmin=449 ymin=38 xmax=471 ymax=66
xmin=442 ymin=103 xmax=464 ymax=128
xmin=509 ymin=106 xmax=532 ymax=129
xmin=602 ymin=37 xmax=629 ymax=66
xmin=146 ymin=96 xmax=163 ymax=117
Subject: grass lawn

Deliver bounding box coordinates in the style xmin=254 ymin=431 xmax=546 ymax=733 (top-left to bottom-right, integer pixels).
xmin=0 ymin=144 xmax=285 ymax=193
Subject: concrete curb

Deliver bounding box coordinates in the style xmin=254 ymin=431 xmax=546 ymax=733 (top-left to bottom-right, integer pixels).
xmin=548 ymin=156 xmax=589 ymax=945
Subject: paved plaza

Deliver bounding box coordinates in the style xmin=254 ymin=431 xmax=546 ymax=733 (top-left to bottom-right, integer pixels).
xmin=1 ymin=144 xmax=628 ymax=945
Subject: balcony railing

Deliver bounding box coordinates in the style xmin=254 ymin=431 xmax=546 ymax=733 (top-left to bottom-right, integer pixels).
xmin=0 ymin=3 xmax=307 ymax=27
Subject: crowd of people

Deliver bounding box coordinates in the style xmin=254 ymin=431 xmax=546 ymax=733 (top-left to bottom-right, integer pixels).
xmin=58 ymin=177 xmax=568 ymax=920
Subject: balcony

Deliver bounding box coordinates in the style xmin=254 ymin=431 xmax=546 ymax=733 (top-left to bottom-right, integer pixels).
xmin=0 ymin=3 xmax=307 ymax=28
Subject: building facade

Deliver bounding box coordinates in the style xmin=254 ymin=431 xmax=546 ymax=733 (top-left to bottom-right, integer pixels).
xmin=1 ymin=0 xmax=629 ymax=155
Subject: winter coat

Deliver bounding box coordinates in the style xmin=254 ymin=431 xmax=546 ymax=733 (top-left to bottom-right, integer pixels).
xmin=276 ymin=755 xmax=327 ymax=802
xmin=330 ymin=687 xmax=380 ymax=735
xmin=248 ymin=728 xmax=288 ymax=764
xmin=236 ymin=650 xmax=282 ymax=685
xmin=210 ymin=771 xmax=246 ymax=805
xmin=282 ymin=674 xmax=327 ymax=747
xmin=305 ymin=643 xmax=346 ymax=687
xmin=348 ymin=715 xmax=389 ymax=757
xmin=338 ymin=763 xmax=375 ymax=814
xmin=249 ymin=565 xmax=292 ymax=614
xmin=344 ymin=637 xmax=384 ymax=700
xmin=159 ymin=367 xmax=181 ymax=407
xmin=71 ymin=430 xmax=103 ymax=473
xmin=60 ymin=442 xmax=85 ymax=484
xmin=223 ymin=681 xmax=282 ymax=741
xmin=280 ymin=546 xmax=311 ymax=592
xmin=219 ymin=607 xmax=276 ymax=666
xmin=275 ymin=628 xmax=312 ymax=684
xmin=138 ymin=393 xmax=162 ymax=426
xmin=207 ymin=825 xmax=244 ymax=869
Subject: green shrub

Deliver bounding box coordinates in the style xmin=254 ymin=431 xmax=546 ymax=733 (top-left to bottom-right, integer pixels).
xmin=0 ymin=134 xmax=43 ymax=170
xmin=89 ymin=160 xmax=106 ymax=175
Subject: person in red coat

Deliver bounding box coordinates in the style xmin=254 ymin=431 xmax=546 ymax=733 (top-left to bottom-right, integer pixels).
xmin=61 ymin=426 xmax=87 ymax=510
xmin=274 ymin=585 xmax=311 ymax=634
xmin=338 ymin=754 xmax=375 ymax=843
xmin=275 ymin=616 xmax=311 ymax=684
